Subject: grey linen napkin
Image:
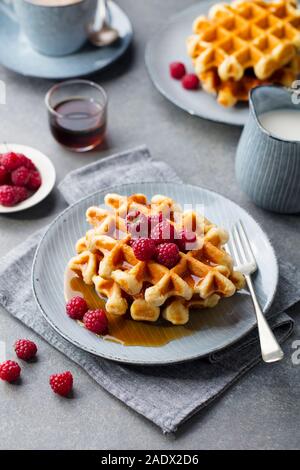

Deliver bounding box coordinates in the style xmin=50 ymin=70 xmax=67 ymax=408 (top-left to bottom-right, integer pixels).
xmin=0 ymin=146 xmax=298 ymax=434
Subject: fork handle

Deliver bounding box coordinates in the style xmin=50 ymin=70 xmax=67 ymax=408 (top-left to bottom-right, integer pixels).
xmin=245 ymin=275 xmax=284 ymax=363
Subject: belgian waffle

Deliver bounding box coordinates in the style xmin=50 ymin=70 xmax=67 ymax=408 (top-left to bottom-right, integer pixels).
xmin=200 ymin=55 xmax=300 ymax=106
xmin=186 ymin=0 xmax=300 ymax=106
xmin=68 ymin=193 xmax=245 ymax=325
xmin=187 ymin=0 xmax=300 ymax=81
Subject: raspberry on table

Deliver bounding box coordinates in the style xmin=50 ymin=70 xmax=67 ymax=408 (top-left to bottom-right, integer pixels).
xmin=0 ymin=165 xmax=8 ymax=185
xmin=83 ymin=309 xmax=108 ymax=335
xmin=1 ymin=152 xmax=24 ymax=171
xmin=14 ymin=339 xmax=37 ymax=361
xmin=27 ymin=170 xmax=42 ymax=191
xmin=0 ymin=185 xmax=20 ymax=207
xmin=182 ymin=73 xmax=199 ymax=90
xmin=177 ymin=229 xmax=197 ymax=252
xmin=66 ymin=296 xmax=88 ymax=320
xmin=0 ymin=360 xmax=21 ymax=382
xmin=132 ymin=237 xmax=156 ymax=261
xmin=155 ymin=242 xmax=180 ymax=268
xmin=170 ymin=62 xmax=186 ymax=79
xmin=11 ymin=165 xmax=30 ymax=186
xmin=49 ymin=371 xmax=73 ymax=397
xmin=151 ymin=220 xmax=177 ymax=244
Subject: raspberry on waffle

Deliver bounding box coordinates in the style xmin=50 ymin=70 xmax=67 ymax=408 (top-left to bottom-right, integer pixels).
xmin=68 ymin=193 xmax=245 ymax=325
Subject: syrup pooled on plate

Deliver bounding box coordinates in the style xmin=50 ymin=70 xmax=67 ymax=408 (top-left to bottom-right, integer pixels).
xmin=64 ymin=270 xmax=204 ymax=347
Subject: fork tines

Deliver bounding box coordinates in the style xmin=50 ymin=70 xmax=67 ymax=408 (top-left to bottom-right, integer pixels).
xmin=227 ymin=220 xmax=257 ymax=273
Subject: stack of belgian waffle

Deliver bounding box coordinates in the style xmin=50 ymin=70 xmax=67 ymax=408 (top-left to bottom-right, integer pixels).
xmin=187 ymin=0 xmax=300 ymax=106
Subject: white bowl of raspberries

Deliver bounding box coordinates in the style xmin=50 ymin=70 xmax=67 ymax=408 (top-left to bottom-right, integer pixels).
xmin=0 ymin=144 xmax=56 ymax=213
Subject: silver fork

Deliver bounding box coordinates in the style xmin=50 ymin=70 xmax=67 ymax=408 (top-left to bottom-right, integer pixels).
xmin=227 ymin=220 xmax=284 ymax=363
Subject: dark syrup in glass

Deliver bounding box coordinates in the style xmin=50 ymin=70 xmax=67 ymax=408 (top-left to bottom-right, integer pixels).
xmin=50 ymin=98 xmax=106 ymax=151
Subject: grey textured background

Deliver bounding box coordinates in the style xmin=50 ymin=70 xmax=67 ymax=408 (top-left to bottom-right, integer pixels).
xmin=0 ymin=0 xmax=299 ymax=450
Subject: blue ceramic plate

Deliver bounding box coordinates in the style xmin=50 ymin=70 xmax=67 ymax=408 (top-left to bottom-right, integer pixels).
xmin=0 ymin=2 xmax=132 ymax=79
xmin=32 ymin=182 xmax=278 ymax=365
xmin=145 ymin=0 xmax=249 ymax=126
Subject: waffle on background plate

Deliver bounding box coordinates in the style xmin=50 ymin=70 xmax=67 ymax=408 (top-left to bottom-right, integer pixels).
xmin=68 ymin=193 xmax=245 ymax=326
xmin=186 ymin=0 xmax=300 ymax=106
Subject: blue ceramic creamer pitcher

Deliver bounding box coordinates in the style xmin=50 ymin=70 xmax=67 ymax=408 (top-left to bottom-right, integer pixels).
xmin=236 ymin=85 xmax=300 ymax=213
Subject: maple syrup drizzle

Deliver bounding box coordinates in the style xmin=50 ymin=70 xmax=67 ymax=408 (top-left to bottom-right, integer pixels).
xmin=64 ymin=270 xmax=204 ymax=347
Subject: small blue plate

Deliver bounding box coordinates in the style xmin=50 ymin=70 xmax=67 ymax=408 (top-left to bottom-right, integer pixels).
xmin=145 ymin=0 xmax=249 ymax=126
xmin=0 ymin=1 xmax=132 ymax=79
xmin=32 ymin=182 xmax=278 ymax=365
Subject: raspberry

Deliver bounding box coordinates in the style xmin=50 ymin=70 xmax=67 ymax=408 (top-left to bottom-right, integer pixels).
xmin=151 ymin=220 xmax=177 ymax=244
xmin=27 ymin=170 xmax=41 ymax=191
xmin=0 ymin=185 xmax=29 ymax=206
xmin=132 ymin=237 xmax=156 ymax=261
xmin=147 ymin=212 xmax=163 ymax=232
xmin=1 ymin=152 xmax=23 ymax=171
xmin=11 ymin=166 xmax=30 ymax=186
xmin=16 ymin=154 xmax=36 ymax=171
xmin=83 ymin=309 xmax=108 ymax=335
xmin=0 ymin=360 xmax=21 ymax=382
xmin=14 ymin=186 xmax=29 ymax=203
xmin=155 ymin=242 xmax=180 ymax=268
xmin=182 ymin=73 xmax=199 ymax=90
xmin=177 ymin=229 xmax=197 ymax=252
xmin=126 ymin=210 xmax=140 ymax=223
xmin=170 ymin=62 xmax=186 ymax=79
xmin=49 ymin=371 xmax=73 ymax=397
xmin=0 ymin=165 xmax=8 ymax=185
xmin=0 ymin=185 xmax=20 ymax=206
xmin=14 ymin=339 xmax=37 ymax=361
xmin=126 ymin=211 xmax=148 ymax=238
xmin=66 ymin=296 xmax=88 ymax=320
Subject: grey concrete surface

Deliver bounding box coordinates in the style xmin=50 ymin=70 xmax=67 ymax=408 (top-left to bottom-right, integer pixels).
xmin=0 ymin=0 xmax=299 ymax=450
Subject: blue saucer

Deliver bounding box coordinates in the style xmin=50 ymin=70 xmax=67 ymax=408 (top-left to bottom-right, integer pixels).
xmin=0 ymin=2 xmax=132 ymax=79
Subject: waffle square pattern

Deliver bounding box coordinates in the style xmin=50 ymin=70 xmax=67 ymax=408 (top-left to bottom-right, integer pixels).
xmin=68 ymin=193 xmax=245 ymax=325
xmin=187 ymin=0 xmax=300 ymax=106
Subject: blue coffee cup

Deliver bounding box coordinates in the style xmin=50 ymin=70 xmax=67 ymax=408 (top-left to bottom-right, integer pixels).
xmin=5 ymin=0 xmax=98 ymax=56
